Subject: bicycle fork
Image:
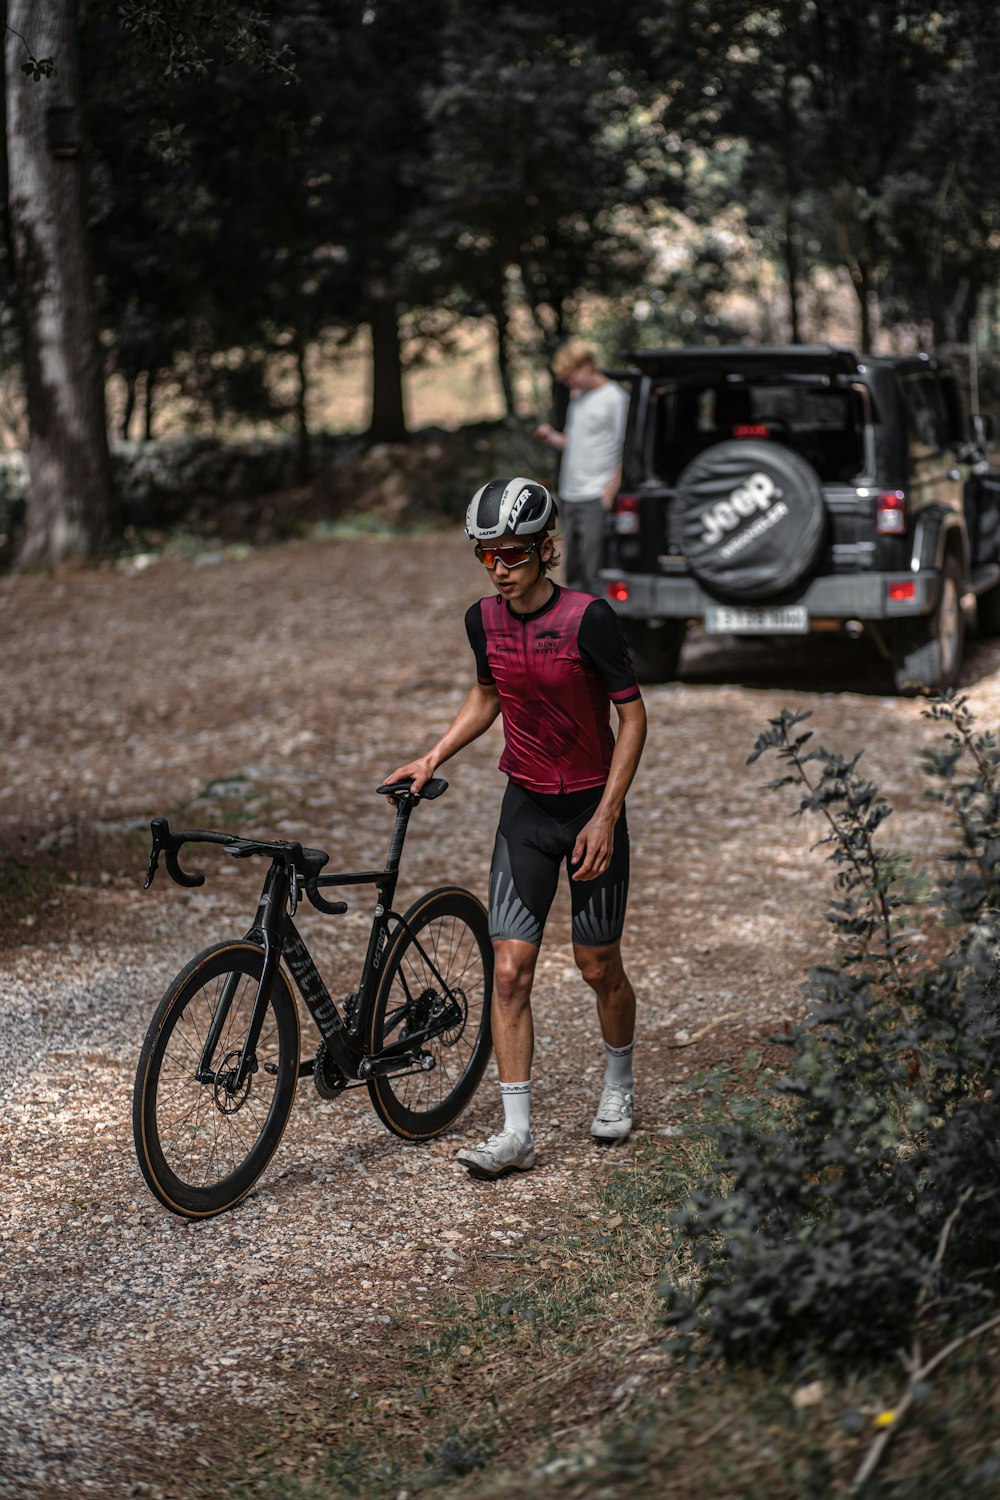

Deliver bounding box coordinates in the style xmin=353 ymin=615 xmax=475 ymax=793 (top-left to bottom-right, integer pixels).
xmin=195 ymin=863 xmax=287 ymax=1092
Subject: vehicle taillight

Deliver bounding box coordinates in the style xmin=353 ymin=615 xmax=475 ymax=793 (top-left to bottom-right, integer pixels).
xmin=614 ymin=493 xmax=641 ymax=535
xmin=733 ymin=424 xmax=771 ymax=438
xmin=887 ymin=580 xmax=916 ymax=603
xmin=607 ymin=581 xmax=630 ymax=602
xmin=876 ymin=490 xmax=907 ymax=535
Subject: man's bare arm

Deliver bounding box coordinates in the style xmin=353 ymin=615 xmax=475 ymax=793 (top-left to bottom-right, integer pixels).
xmin=534 ymin=422 xmax=567 ymax=453
xmin=571 ymin=697 xmax=647 ymax=881
xmin=384 ymin=683 xmax=501 ymax=796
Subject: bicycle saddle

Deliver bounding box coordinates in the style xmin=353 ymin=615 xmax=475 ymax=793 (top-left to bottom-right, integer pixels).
xmin=376 ymin=777 xmax=448 ymax=801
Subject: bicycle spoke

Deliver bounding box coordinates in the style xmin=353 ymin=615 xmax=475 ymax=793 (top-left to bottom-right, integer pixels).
xmin=372 ymin=902 xmax=491 ymax=1124
xmin=155 ymin=991 xmax=280 ymax=1181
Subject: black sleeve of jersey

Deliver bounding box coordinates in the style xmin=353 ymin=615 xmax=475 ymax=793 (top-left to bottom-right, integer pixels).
xmin=578 ymin=599 xmax=641 ymax=703
xmin=464 ymin=601 xmax=494 ymax=684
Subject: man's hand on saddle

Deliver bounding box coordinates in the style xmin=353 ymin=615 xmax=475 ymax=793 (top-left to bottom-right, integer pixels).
xmin=570 ymin=809 xmax=616 ymax=881
xmin=383 ymin=754 xmax=436 ymax=808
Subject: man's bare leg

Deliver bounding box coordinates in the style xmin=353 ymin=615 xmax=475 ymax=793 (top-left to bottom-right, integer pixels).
xmin=574 ymin=940 xmax=636 ymax=1141
xmin=492 ymin=937 xmax=539 ymax=1081
xmin=573 ymin=940 xmax=635 ymax=1047
xmin=456 ymin=938 xmax=539 ymax=1176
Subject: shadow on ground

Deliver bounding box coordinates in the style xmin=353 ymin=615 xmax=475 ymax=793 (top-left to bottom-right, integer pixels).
xmin=676 ymin=625 xmax=1000 ymax=698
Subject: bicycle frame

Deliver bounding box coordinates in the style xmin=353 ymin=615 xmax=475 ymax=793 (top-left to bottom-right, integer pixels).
xmin=185 ymin=790 xmax=466 ymax=1092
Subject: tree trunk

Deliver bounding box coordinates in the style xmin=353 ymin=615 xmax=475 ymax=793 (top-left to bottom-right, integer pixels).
xmin=367 ymin=276 xmax=407 ymax=444
xmin=831 ymin=182 xmax=874 ymax=352
xmin=144 ymin=369 xmax=157 ymax=441
xmin=930 ymin=276 xmax=973 ymax=350
xmin=780 ymin=73 xmax=802 ymax=344
xmin=491 ymin=286 xmax=516 ymax=418
xmin=856 ymin=259 xmax=874 ymax=353
xmin=121 ymin=373 xmax=137 ymax=440
xmin=293 ymin=335 xmax=311 ymax=480
xmin=783 ymin=195 xmax=801 ymax=344
xmin=7 ymin=0 xmax=117 ymax=567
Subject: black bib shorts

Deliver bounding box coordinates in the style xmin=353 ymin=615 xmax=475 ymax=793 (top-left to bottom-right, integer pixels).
xmin=488 ymin=780 xmax=629 ymax=949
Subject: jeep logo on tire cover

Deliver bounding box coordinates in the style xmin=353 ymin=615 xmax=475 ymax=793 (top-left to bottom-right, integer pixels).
xmin=700 ymin=472 xmax=783 ymax=547
xmin=676 ymin=439 xmax=825 ymax=602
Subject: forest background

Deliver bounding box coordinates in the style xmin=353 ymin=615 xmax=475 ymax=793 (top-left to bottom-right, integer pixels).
xmin=4 ymin=0 xmax=1000 ymax=567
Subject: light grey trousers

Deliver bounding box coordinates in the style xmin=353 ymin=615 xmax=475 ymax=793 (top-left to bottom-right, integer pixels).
xmin=561 ymin=497 xmax=608 ymax=597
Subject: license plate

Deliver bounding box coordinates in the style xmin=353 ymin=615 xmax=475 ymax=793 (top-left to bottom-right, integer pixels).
xmin=704 ymin=605 xmax=809 ymax=635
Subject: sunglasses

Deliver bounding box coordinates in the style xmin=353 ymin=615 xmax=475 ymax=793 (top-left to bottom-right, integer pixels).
xmin=474 ymin=541 xmax=537 ymax=570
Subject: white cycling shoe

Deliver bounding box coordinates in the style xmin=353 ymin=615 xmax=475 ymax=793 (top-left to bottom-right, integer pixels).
xmin=591 ymin=1084 xmax=634 ymax=1144
xmin=457 ymin=1127 xmax=536 ymax=1179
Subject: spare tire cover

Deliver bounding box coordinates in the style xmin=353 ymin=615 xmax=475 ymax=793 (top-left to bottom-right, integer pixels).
xmin=676 ymin=440 xmax=826 ymax=602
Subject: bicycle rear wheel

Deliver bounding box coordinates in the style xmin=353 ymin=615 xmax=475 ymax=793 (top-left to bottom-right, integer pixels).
xmin=367 ymin=887 xmax=492 ymax=1140
xmin=133 ymin=942 xmax=299 ymax=1218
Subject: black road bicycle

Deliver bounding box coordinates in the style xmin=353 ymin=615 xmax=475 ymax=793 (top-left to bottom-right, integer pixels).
xmin=132 ymin=778 xmax=493 ymax=1219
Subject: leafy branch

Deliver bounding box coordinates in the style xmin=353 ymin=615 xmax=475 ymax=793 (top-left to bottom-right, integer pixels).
xmin=663 ymin=699 xmax=1000 ymax=1379
xmin=749 ymin=708 xmax=917 ymax=1009
xmin=7 ymin=24 xmax=54 ymax=80
xmin=852 ymin=1180 xmax=995 ymax=1492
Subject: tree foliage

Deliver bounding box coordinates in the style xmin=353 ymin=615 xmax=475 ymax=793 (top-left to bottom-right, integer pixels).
xmin=663 ymin=698 xmax=1000 ymax=1371
xmin=7 ymin=0 xmax=1000 ymax=561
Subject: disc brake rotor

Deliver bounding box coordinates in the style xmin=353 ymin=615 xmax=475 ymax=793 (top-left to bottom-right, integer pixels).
xmin=212 ymin=1050 xmax=253 ymax=1113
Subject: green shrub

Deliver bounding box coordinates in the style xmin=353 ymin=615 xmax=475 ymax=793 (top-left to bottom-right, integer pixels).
xmin=663 ymin=696 xmax=1000 ymax=1370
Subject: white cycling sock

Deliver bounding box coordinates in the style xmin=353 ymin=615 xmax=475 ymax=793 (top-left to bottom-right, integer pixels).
xmin=499 ymin=1081 xmax=532 ymax=1144
xmin=603 ymin=1040 xmax=634 ymax=1092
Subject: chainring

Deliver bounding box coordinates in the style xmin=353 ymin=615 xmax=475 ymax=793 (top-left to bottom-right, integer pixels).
xmin=313 ymin=1041 xmax=347 ymax=1100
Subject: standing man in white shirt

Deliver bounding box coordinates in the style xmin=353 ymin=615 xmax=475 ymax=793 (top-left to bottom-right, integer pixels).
xmin=535 ymin=340 xmax=629 ymax=598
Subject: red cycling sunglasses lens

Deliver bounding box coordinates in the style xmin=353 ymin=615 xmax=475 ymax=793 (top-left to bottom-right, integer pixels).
xmin=476 ymin=544 xmax=532 ymax=568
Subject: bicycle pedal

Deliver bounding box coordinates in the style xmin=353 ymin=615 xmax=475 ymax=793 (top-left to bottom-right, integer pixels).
xmin=263 ymin=1061 xmax=279 ymax=1075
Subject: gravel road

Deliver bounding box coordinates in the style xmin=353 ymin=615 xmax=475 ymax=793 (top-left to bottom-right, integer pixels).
xmin=3 ymin=534 xmax=999 ymax=1496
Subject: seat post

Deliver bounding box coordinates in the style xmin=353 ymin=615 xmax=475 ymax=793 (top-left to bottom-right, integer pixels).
xmin=385 ymin=796 xmax=415 ymax=874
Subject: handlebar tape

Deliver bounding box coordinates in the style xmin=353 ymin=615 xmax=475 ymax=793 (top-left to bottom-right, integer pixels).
xmin=165 ymin=850 xmax=205 ymax=888
xmin=304 ymin=883 xmax=349 ymax=916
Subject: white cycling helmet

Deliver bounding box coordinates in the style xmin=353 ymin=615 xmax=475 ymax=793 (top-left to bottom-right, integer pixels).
xmin=464 ymin=476 xmax=556 ymax=542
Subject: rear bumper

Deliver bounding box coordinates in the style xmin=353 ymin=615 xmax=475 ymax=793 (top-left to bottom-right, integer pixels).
xmin=599 ymin=568 xmax=941 ymax=621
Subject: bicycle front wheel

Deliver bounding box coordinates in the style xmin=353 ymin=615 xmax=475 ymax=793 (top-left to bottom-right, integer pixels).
xmin=367 ymin=887 xmax=493 ymax=1140
xmin=133 ymin=942 xmax=300 ymax=1218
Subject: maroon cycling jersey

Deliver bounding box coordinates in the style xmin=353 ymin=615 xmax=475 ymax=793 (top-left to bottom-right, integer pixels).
xmin=465 ymin=586 xmax=641 ymax=794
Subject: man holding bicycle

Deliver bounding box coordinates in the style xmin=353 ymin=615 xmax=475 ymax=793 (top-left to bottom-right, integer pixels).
xmin=386 ymin=476 xmax=646 ymax=1178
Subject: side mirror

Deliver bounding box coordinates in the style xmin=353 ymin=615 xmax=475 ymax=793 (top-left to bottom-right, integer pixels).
xmin=972 ymin=412 xmax=998 ymax=450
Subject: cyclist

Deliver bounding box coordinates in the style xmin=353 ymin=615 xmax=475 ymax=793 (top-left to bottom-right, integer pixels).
xmin=385 ymin=476 xmax=646 ymax=1178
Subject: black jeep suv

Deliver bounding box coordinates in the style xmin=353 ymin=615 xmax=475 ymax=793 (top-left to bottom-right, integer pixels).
xmin=601 ymin=346 xmax=1000 ymax=691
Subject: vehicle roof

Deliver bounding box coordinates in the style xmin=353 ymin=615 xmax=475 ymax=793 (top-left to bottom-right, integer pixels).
xmin=621 ymin=345 xmax=862 ymax=374
xmin=617 ymin=346 xmax=955 ymax=382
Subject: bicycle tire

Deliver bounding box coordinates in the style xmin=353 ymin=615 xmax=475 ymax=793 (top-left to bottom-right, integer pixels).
xmin=133 ymin=942 xmax=300 ymax=1219
xmin=367 ymin=887 xmax=493 ymax=1140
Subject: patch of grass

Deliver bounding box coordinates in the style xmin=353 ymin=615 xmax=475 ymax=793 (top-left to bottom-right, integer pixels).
xmin=171 ymin=775 xmax=275 ymax=834
xmin=0 ymin=855 xmax=89 ymax=933
xmin=183 ymin=1103 xmax=1000 ymax=1500
xmin=0 ymin=855 xmax=63 ymax=905
xmin=308 ymin=515 xmax=447 ymax=541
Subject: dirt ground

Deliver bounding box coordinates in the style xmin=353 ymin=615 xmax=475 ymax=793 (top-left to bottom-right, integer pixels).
xmin=2 ymin=532 xmax=1000 ymax=1497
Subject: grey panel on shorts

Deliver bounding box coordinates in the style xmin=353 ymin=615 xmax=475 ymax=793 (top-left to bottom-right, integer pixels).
xmin=488 ymin=828 xmax=544 ymax=945
xmin=572 ymin=877 xmax=628 ymax=947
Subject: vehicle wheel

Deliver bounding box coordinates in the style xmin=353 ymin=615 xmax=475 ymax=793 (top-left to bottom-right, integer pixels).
xmin=892 ymin=556 xmax=965 ymax=695
xmin=976 ymin=581 xmax=1000 ymax=636
xmin=620 ymin=617 xmax=685 ymax=683
xmin=368 ymin=887 xmax=493 ymax=1140
xmin=676 ymin=440 xmax=826 ymax=601
xmin=133 ymin=942 xmax=299 ymax=1219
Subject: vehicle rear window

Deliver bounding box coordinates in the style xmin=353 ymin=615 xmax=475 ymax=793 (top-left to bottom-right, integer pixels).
xmin=644 ymin=380 xmax=868 ymax=484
